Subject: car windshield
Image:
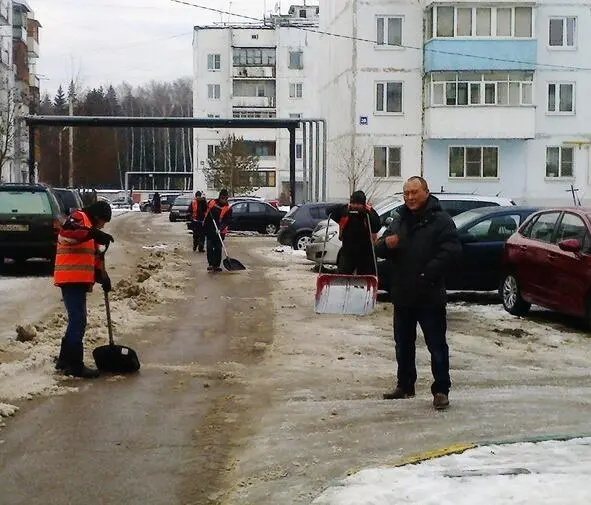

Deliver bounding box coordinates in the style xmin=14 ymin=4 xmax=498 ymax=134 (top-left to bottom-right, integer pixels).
xmin=373 ymin=196 xmax=403 ymax=215
xmin=452 ymin=209 xmax=484 ymax=230
xmin=54 ymin=190 xmax=78 ymax=210
xmin=174 ymin=197 xmax=192 ymax=206
xmin=0 ymin=190 xmax=53 ymax=215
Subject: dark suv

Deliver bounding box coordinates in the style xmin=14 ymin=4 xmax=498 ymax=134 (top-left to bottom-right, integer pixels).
xmin=278 ymin=202 xmax=343 ymax=250
xmin=0 ymin=183 xmax=65 ymax=265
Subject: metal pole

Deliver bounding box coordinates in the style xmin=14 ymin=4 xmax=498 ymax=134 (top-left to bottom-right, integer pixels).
xmin=289 ymin=126 xmax=296 ymax=207
xmin=322 ymin=120 xmax=327 ymax=201
xmin=58 ymin=130 xmax=63 ymax=186
xmin=28 ymin=125 xmax=35 ymax=183
xmin=308 ymin=120 xmax=314 ymax=201
xmin=315 ymin=120 xmax=320 ymax=202
xmin=68 ymin=99 xmax=74 ymax=186
xmin=302 ymin=122 xmax=307 ymax=203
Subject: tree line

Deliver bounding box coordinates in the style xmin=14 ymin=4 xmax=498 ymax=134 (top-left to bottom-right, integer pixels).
xmin=37 ymin=78 xmax=193 ymax=190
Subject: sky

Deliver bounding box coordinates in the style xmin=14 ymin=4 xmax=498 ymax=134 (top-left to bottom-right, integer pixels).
xmin=30 ymin=0 xmax=295 ymax=99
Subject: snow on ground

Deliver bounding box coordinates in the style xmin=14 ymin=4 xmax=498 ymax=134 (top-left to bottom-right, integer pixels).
xmin=312 ymin=437 xmax=591 ymax=505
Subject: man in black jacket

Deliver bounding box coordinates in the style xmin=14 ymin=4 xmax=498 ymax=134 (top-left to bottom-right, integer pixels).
xmin=204 ymin=189 xmax=233 ymax=272
xmin=188 ymin=191 xmax=208 ymax=252
xmin=375 ymin=176 xmax=461 ymax=410
xmin=326 ymin=190 xmax=381 ymax=275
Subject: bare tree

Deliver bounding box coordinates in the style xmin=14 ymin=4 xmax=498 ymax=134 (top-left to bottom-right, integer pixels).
xmin=205 ymin=134 xmax=260 ymax=196
xmin=332 ymin=136 xmax=380 ymax=201
xmin=0 ymin=89 xmax=18 ymax=181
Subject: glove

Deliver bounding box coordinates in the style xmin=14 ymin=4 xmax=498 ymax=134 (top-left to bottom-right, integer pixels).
xmin=90 ymin=228 xmax=114 ymax=246
xmin=101 ymin=273 xmax=112 ymax=293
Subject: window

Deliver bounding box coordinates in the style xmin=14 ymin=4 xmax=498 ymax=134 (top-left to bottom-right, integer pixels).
xmin=207 ymin=53 xmax=221 ymax=71
xmin=449 ymin=146 xmax=498 ymax=178
xmin=554 ymin=213 xmax=587 ymax=244
xmin=376 ymin=16 xmax=402 ymax=46
xmin=296 ymin=144 xmax=302 ymax=159
xmin=546 ymin=147 xmax=574 ymax=178
xmin=289 ymin=113 xmax=302 ymax=119
xmin=207 ymin=144 xmax=219 ymax=159
xmin=465 ymin=215 xmax=519 ymax=242
xmin=549 ymin=17 xmax=576 ymax=47
xmin=251 ymin=34 xmax=259 ymax=39
xmin=252 ymin=171 xmax=276 ymax=187
xmin=249 ymin=202 xmax=268 ymax=214
xmin=374 ymin=147 xmax=402 ymax=178
xmin=233 ymin=48 xmax=275 ymax=66
xmin=375 ymin=82 xmax=403 ymax=113
xmin=429 ymin=6 xmax=533 ymax=38
xmin=527 ymin=212 xmax=561 ymax=243
xmin=547 ymin=83 xmax=574 ymax=113
xmin=289 ymin=51 xmax=303 ymax=69
xmin=244 ymin=141 xmax=276 ymax=157
xmin=232 ymin=202 xmax=248 ymax=214
xmin=289 ymin=83 xmax=303 ymax=98
xmin=299 ymin=9 xmax=307 ymax=18
xmin=233 ymin=110 xmax=276 ymax=118
xmin=207 ymin=84 xmax=220 ymax=99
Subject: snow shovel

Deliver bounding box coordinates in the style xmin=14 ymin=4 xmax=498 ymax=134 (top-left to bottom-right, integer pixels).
xmin=93 ymin=289 xmax=141 ymax=373
xmin=212 ymin=217 xmax=246 ymax=271
xmin=314 ymin=213 xmax=378 ymax=316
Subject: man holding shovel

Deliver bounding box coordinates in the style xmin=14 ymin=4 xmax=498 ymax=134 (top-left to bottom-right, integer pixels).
xmin=54 ymin=200 xmax=114 ymax=378
xmin=203 ymin=189 xmax=233 ymax=272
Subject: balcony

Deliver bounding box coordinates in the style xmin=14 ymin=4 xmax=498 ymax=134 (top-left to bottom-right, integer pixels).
xmin=424 ymin=106 xmax=535 ymax=139
xmin=0 ymin=0 xmax=9 ymax=25
xmin=0 ymin=47 xmax=9 ymax=68
xmin=232 ymin=96 xmax=276 ymax=108
xmin=12 ymin=25 xmax=26 ymax=42
xmin=424 ymin=39 xmax=537 ymax=72
xmin=27 ymin=37 xmax=39 ymax=58
xmin=233 ymin=66 xmax=276 ymax=79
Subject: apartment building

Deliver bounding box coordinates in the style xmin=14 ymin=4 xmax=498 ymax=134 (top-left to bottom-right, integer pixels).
xmin=0 ymin=0 xmax=12 ymax=182
xmin=192 ymin=5 xmax=321 ymax=201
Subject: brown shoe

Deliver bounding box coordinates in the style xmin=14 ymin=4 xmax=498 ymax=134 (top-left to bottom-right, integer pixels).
xmin=433 ymin=393 xmax=449 ymax=410
xmin=383 ymin=387 xmax=415 ymax=400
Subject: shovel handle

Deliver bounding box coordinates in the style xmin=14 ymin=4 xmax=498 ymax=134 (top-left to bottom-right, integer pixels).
xmin=103 ymin=290 xmax=115 ymax=347
xmin=211 ymin=216 xmax=230 ymax=259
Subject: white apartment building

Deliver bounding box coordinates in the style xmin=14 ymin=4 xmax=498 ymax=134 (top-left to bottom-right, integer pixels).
xmin=0 ymin=0 xmax=13 ymax=182
xmin=192 ymin=5 xmax=321 ymax=201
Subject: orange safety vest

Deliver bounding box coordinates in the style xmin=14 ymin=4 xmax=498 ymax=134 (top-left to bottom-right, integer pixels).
xmin=53 ymin=211 xmax=97 ymax=286
xmin=191 ymin=198 xmax=205 ymax=221
xmin=205 ymin=199 xmax=230 ymax=222
xmin=338 ymin=204 xmax=372 ymax=239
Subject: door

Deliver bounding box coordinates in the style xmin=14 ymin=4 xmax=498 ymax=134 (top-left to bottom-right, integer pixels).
xmin=247 ymin=202 xmax=268 ymax=232
xmin=548 ymin=212 xmax=590 ymax=316
xmin=229 ymin=202 xmax=248 ymax=231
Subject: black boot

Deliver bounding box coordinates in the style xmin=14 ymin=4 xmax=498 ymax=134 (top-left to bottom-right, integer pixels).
xmin=62 ymin=343 xmax=100 ymax=379
xmin=55 ymin=338 xmax=68 ymax=371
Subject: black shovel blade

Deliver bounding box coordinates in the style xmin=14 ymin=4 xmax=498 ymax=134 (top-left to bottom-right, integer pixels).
xmin=223 ymin=257 xmax=246 ymax=271
xmin=93 ymin=344 xmax=140 ymax=374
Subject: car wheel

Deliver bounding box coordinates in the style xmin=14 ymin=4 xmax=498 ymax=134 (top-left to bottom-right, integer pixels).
xmin=293 ymin=233 xmax=311 ymax=251
xmin=265 ymin=223 xmax=278 ymax=235
xmin=500 ymin=272 xmax=531 ymax=316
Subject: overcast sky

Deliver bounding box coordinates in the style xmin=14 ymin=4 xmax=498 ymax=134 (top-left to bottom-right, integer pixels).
xmin=31 ymin=0 xmax=294 ymax=98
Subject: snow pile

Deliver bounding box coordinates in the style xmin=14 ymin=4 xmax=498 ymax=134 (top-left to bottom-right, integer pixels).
xmin=312 ymin=437 xmax=591 ymax=505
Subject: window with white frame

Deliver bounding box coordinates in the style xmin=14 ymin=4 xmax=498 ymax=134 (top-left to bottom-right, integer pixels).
xmin=289 ymin=51 xmax=303 ymax=69
xmin=375 ymin=82 xmax=403 ymax=113
xmin=430 ymin=71 xmax=533 ymax=106
xmin=207 ymin=144 xmax=220 ymax=159
xmin=449 ymin=146 xmax=499 ymax=178
xmin=289 ymin=82 xmax=303 ymax=98
xmin=289 ymin=113 xmax=302 ymax=119
xmin=549 ymin=17 xmax=576 ymax=48
xmin=374 ymin=147 xmax=402 ymax=178
xmin=547 ymin=82 xmax=574 ymax=113
xmin=546 ymin=146 xmax=574 ymax=178
xmin=296 ymin=144 xmax=302 ymax=159
xmin=207 ymin=53 xmax=221 ymax=71
xmin=430 ymin=6 xmax=533 ymax=39
xmin=207 ymin=84 xmax=220 ymax=99
xmin=376 ymin=16 xmax=402 ymax=46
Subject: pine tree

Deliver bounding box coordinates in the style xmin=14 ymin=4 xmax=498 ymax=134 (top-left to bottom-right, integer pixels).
xmin=53 ymin=86 xmax=67 ymax=113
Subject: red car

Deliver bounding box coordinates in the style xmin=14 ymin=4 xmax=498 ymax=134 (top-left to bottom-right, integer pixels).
xmin=500 ymin=207 xmax=591 ymax=326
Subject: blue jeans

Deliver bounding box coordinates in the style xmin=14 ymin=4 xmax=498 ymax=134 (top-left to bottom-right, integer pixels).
xmin=393 ymin=305 xmax=451 ymax=395
xmin=61 ymin=284 xmax=88 ymax=349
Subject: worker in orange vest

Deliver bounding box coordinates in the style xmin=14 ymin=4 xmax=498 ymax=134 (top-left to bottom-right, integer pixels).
xmin=203 ymin=189 xmax=233 ymax=272
xmin=54 ymin=200 xmax=114 ymax=378
xmin=188 ymin=190 xmax=207 ymax=252
xmin=326 ymin=190 xmax=381 ymax=275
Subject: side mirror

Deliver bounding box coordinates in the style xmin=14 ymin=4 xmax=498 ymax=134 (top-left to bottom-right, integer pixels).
xmin=558 ymin=238 xmax=581 ymax=253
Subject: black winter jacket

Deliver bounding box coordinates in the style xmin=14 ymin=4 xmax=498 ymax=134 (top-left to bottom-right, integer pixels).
xmin=374 ymin=195 xmax=461 ymax=307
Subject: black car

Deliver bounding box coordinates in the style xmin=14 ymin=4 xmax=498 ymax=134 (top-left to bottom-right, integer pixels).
xmin=377 ymin=206 xmax=540 ymax=293
xmin=278 ymin=202 xmax=342 ymax=250
xmin=52 ymin=188 xmax=84 ymax=215
xmin=169 ymin=194 xmax=193 ymax=222
xmin=229 ymin=200 xmax=286 ymax=234
xmin=0 ymin=183 xmax=65 ymax=265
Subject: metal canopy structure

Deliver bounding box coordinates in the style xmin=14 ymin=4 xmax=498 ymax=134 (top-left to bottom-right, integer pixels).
xmin=23 ymin=115 xmax=302 ymax=205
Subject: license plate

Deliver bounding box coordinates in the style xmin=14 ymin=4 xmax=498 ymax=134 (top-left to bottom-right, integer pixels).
xmin=0 ymin=224 xmax=29 ymax=232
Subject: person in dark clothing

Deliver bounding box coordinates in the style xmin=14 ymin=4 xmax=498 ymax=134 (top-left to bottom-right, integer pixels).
xmin=203 ymin=189 xmax=233 ymax=272
xmin=326 ymin=190 xmax=381 ymax=275
xmin=188 ymin=191 xmax=208 ymax=252
xmin=152 ymin=192 xmax=161 ymax=213
xmin=375 ymin=176 xmax=461 ymax=410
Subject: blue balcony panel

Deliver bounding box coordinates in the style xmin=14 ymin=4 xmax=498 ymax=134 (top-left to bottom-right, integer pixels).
xmin=424 ymin=39 xmax=537 ymax=72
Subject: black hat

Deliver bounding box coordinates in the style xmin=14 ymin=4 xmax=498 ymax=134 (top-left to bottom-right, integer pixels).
xmin=195 ymin=191 xmax=202 ymax=197
xmin=350 ymin=190 xmax=366 ymax=205
xmin=86 ymin=200 xmax=112 ymax=223
xmin=219 ymin=189 xmax=229 ymax=198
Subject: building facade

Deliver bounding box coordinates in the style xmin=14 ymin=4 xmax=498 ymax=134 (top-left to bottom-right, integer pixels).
xmin=192 ymin=5 xmax=321 ymax=201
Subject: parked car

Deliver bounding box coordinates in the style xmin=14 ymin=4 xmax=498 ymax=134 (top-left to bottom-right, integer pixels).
xmin=278 ymin=202 xmax=345 ymax=250
xmin=140 ymin=193 xmax=179 ymax=212
xmin=0 ymin=183 xmax=65 ymax=265
xmin=52 ymin=187 xmax=84 ymax=215
xmin=169 ymin=194 xmax=194 ymax=222
xmin=229 ymin=200 xmax=286 ymax=234
xmin=306 ymin=193 xmax=517 ymax=265
xmin=110 ymin=195 xmax=134 ymax=210
xmin=500 ymin=207 xmax=591 ymax=326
